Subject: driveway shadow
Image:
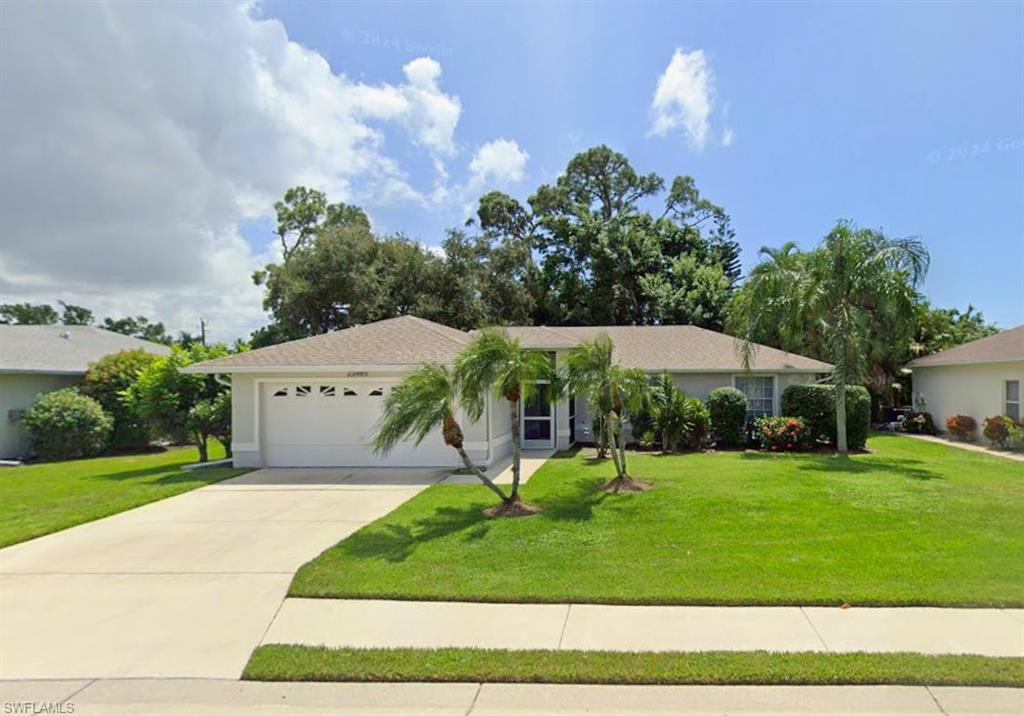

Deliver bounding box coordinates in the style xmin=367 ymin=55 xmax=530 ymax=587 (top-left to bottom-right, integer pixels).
xmin=337 ymin=504 xmax=487 ymax=563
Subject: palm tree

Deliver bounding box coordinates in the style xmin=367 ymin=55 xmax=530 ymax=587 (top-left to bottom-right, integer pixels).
xmin=731 ymin=221 xmax=928 ymax=454
xmin=454 ymin=328 xmax=552 ymax=504
xmin=372 ymin=362 xmax=514 ymax=510
xmin=563 ymin=333 xmax=652 ymax=491
xmin=649 ymin=371 xmax=688 ymax=453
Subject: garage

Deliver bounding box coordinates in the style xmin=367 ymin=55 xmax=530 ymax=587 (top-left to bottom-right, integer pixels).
xmin=259 ymin=380 xmax=457 ymax=467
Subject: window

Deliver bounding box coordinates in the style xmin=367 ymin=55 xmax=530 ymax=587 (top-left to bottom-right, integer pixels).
xmin=734 ymin=376 xmax=774 ymax=420
xmin=343 ymin=388 xmax=358 ymax=397
xmin=1006 ymin=380 xmax=1020 ymax=421
xmin=272 ymin=387 xmax=289 ymax=397
xmin=368 ymin=388 xmax=384 ymax=397
xmin=295 ymin=385 xmax=312 ymax=397
xmin=319 ymin=385 xmax=336 ymax=397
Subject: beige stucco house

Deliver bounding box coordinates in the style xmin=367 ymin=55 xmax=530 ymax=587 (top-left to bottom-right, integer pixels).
xmin=908 ymin=325 xmax=1024 ymax=438
xmin=0 ymin=325 xmax=171 ymax=458
xmin=187 ymin=316 xmax=831 ymax=469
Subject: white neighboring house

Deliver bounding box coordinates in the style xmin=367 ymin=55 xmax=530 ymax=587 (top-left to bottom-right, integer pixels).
xmin=0 ymin=325 xmax=172 ymax=459
xmin=185 ymin=316 xmax=831 ymax=469
xmin=908 ymin=325 xmax=1024 ymax=438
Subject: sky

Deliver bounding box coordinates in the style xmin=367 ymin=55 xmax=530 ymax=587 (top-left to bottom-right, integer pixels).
xmin=0 ymin=0 xmax=1021 ymax=342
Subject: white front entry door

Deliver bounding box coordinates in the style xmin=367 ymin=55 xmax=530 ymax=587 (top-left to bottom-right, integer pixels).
xmin=521 ymin=382 xmax=554 ymax=449
xmin=259 ymin=381 xmax=457 ymax=467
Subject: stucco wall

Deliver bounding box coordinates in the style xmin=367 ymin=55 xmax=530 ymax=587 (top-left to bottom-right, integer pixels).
xmin=912 ymin=361 xmax=1024 ymax=440
xmin=0 ymin=373 xmax=80 ymax=458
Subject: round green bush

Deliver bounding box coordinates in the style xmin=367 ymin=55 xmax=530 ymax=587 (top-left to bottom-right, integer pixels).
xmin=23 ymin=388 xmax=113 ymax=460
xmin=780 ymin=383 xmax=871 ymax=450
xmin=83 ymin=349 xmax=162 ymax=448
xmin=707 ymin=387 xmax=748 ymax=446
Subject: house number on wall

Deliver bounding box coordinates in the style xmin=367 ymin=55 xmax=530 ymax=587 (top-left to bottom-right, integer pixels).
xmin=346 ymin=371 xmax=369 ymax=377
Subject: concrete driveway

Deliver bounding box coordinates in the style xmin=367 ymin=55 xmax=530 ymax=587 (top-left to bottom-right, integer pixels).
xmin=0 ymin=467 xmax=445 ymax=680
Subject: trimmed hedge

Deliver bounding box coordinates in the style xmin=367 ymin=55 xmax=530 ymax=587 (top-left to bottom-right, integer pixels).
xmin=780 ymin=384 xmax=870 ymax=450
xmin=23 ymin=387 xmax=113 ymax=460
xmin=707 ymin=387 xmax=748 ymax=447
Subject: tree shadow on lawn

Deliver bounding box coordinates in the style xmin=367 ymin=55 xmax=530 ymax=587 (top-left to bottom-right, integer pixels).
xmin=337 ymin=477 xmax=621 ymax=564
xmin=83 ymin=464 xmax=233 ymax=486
xmin=740 ymin=452 xmax=942 ymax=481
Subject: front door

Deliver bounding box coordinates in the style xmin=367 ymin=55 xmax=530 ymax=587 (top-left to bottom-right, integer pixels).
xmin=522 ymin=382 xmax=554 ymax=449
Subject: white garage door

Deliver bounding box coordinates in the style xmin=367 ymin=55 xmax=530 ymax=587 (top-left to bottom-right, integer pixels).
xmin=260 ymin=381 xmax=457 ymax=467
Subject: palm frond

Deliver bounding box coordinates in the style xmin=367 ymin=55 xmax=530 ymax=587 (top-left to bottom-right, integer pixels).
xmin=372 ymin=362 xmax=453 ymax=454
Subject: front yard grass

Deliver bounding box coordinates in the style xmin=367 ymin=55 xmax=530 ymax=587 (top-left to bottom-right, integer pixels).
xmin=291 ymin=434 xmax=1024 ymax=606
xmin=0 ymin=444 xmax=248 ymax=547
xmin=244 ymin=646 xmax=1024 ymax=687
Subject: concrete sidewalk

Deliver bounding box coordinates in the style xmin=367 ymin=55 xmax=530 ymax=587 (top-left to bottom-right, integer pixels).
xmin=899 ymin=432 xmax=1024 ymax=463
xmin=1 ymin=679 xmax=1020 ymax=715
xmin=263 ymin=599 xmax=1024 ymax=657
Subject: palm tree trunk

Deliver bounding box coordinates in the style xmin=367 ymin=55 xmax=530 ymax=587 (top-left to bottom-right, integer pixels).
xmin=617 ymin=420 xmax=628 ymax=476
xmin=836 ymin=382 xmax=849 ymax=455
xmin=606 ymin=415 xmax=624 ymax=477
xmin=455 ymin=446 xmax=511 ymax=503
xmin=509 ymin=399 xmax=522 ymax=499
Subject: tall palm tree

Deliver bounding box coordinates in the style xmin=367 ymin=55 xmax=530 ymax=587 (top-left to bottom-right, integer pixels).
xmin=372 ymin=362 xmax=512 ymax=508
xmin=563 ymin=333 xmax=651 ymax=491
xmin=454 ymin=328 xmax=553 ymax=503
xmin=732 ymin=221 xmax=928 ymax=454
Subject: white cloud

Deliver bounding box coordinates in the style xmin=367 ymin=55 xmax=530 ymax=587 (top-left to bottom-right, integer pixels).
xmin=649 ymin=48 xmax=717 ymax=151
xmin=468 ymin=139 xmax=530 ymax=187
xmin=721 ymin=127 xmax=735 ymax=147
xmin=0 ymin=2 xmax=463 ymax=341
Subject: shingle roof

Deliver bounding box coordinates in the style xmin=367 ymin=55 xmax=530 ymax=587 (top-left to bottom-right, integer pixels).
xmin=186 ymin=316 xmax=473 ymax=372
xmin=908 ymin=325 xmax=1024 ymax=368
xmin=188 ymin=316 xmax=830 ymax=373
xmin=0 ymin=325 xmax=171 ymax=374
xmin=499 ymin=325 xmax=832 ymax=372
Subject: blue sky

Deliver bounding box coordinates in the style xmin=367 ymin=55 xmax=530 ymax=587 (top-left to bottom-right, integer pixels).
xmin=1 ymin=1 xmax=1020 ymax=340
xmin=263 ymin=0 xmax=1024 ymax=327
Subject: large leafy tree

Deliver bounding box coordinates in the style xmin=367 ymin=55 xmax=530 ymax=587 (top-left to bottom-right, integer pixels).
xmin=730 ymin=221 xmax=929 ymax=453
xmin=372 ymin=363 xmax=535 ymax=517
xmin=478 ymin=146 xmax=739 ymax=327
xmin=563 ymin=333 xmax=652 ymax=491
xmin=0 ymin=302 xmax=59 ymax=324
xmin=454 ymin=329 xmax=553 ymax=503
xmin=102 ymin=315 xmax=172 ymax=345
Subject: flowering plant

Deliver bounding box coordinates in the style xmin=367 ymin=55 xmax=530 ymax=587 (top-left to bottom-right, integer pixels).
xmin=754 ymin=416 xmax=811 ymax=451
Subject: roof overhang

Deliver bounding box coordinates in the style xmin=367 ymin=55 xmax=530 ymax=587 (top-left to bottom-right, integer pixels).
xmin=906 ymin=357 xmax=1024 ymax=370
xmin=182 ymin=363 xmax=427 ymax=375
xmin=0 ymin=368 xmax=87 ymax=376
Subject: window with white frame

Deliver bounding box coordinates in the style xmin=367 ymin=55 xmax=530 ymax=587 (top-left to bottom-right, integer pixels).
xmin=734 ymin=376 xmax=775 ymax=420
xmin=1006 ymin=380 xmax=1020 ymax=421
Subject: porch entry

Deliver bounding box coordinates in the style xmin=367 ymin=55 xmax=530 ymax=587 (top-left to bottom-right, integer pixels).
xmin=522 ymin=381 xmax=554 ymax=449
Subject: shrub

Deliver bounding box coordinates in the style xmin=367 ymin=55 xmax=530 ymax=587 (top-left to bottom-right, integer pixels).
xmin=945 ymin=414 xmax=977 ymax=441
xmin=82 ymin=349 xmax=162 ymax=448
xmin=678 ymin=397 xmax=711 ymax=451
xmin=903 ymin=411 xmax=938 ymax=435
xmin=754 ymin=416 xmax=812 ymax=451
xmin=982 ymin=415 xmax=1017 ymax=447
xmin=188 ymin=392 xmax=232 ymax=457
xmin=23 ymin=388 xmax=112 ymax=460
xmin=640 ymin=373 xmax=709 ymax=452
xmin=707 ymin=387 xmax=748 ymax=446
xmin=781 ymin=384 xmax=871 ymax=450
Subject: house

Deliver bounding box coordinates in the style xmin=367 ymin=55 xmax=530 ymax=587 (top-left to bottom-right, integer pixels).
xmin=907 ymin=325 xmax=1024 ymax=435
xmin=0 ymin=325 xmax=171 ymax=458
xmin=186 ymin=316 xmax=831 ymax=468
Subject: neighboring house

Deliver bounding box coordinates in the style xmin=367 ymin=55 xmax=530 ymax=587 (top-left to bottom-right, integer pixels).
xmin=0 ymin=325 xmax=171 ymax=458
xmin=186 ymin=316 xmax=831 ymax=469
xmin=907 ymin=325 xmax=1024 ymax=436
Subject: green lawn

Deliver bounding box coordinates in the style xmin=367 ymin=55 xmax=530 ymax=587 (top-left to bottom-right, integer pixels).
xmin=0 ymin=444 xmax=248 ymax=547
xmin=244 ymin=646 xmax=1024 ymax=687
xmin=291 ymin=434 xmax=1024 ymax=606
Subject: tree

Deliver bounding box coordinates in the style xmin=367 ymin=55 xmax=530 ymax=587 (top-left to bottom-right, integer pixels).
xmin=188 ymin=392 xmax=232 ymax=458
xmin=454 ymin=329 xmax=552 ymax=505
xmin=126 ymin=343 xmax=230 ymax=462
xmin=0 ymin=302 xmax=58 ymax=324
xmin=58 ymin=301 xmax=93 ymax=325
xmin=82 ymin=349 xmax=163 ymax=448
xmin=563 ymin=333 xmax=652 ymax=491
xmin=478 ymin=145 xmax=740 ymax=327
xmin=731 ymin=221 xmax=929 ymax=453
xmin=102 ymin=315 xmax=172 ymax=345
xmin=372 ymin=363 xmax=533 ymax=517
